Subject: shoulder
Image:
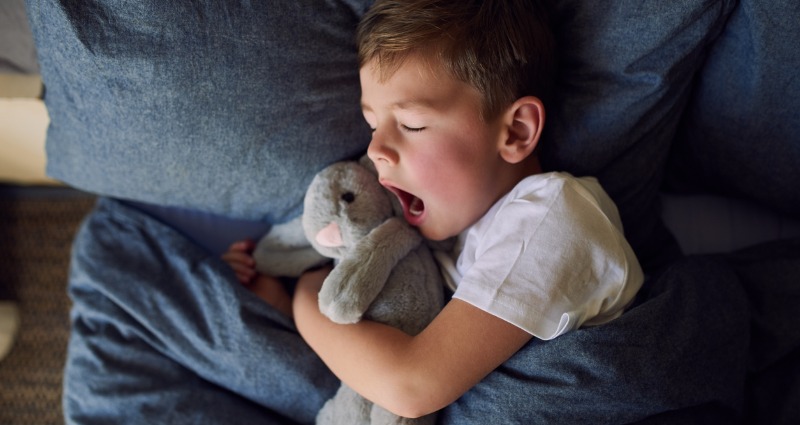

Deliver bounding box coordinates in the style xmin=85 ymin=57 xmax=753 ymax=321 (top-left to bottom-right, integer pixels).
xmin=461 ymin=171 xmax=635 ymax=273
xmin=462 ymin=173 xmax=631 ymax=272
xmin=491 ymin=172 xmax=620 ymax=232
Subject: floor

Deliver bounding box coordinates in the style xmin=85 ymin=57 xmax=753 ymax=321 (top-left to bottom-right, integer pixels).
xmin=0 ymin=186 xmax=95 ymax=425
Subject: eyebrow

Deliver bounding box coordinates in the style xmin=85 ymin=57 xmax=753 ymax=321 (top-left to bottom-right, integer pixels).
xmin=361 ymin=98 xmax=437 ymax=112
xmin=393 ymin=99 xmax=436 ymax=110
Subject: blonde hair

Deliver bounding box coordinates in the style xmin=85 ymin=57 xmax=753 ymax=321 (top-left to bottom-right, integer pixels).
xmin=357 ymin=0 xmax=556 ymax=119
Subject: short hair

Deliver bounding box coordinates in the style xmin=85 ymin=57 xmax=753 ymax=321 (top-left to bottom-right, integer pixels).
xmin=357 ymin=0 xmax=556 ymax=119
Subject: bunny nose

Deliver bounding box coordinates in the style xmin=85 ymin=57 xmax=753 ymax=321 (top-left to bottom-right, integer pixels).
xmin=316 ymin=222 xmax=343 ymax=248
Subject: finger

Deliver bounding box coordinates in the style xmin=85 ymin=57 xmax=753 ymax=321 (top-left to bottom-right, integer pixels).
xmin=228 ymin=239 xmax=255 ymax=253
xmin=229 ymin=262 xmax=256 ymax=276
xmin=222 ymin=251 xmax=255 ymax=267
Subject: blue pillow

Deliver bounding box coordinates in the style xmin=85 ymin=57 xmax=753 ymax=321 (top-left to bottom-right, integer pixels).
xmin=27 ymin=0 xmax=373 ymax=223
xmin=666 ymin=0 xmax=800 ymax=217
xmin=540 ymin=0 xmax=736 ymax=267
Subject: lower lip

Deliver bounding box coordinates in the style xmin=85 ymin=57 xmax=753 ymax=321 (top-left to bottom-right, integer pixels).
xmin=381 ymin=180 xmax=426 ymax=227
xmin=404 ymin=207 xmax=425 ymax=227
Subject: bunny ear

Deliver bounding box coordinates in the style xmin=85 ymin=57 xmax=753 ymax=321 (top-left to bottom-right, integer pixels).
xmin=318 ymin=217 xmax=423 ymax=324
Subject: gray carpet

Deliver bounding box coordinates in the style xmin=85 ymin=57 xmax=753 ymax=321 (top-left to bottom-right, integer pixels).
xmin=0 ymin=187 xmax=96 ymax=425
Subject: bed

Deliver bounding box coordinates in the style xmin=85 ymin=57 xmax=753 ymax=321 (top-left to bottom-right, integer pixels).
xmin=19 ymin=0 xmax=800 ymax=423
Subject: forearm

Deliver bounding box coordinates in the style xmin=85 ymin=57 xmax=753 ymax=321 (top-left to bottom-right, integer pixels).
xmin=293 ymin=268 xmax=532 ymax=417
xmin=293 ymin=270 xmax=433 ymax=416
xmin=252 ymin=275 xmax=293 ymax=318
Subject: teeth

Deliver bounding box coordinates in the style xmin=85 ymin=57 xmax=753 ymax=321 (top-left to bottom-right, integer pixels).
xmin=409 ymin=197 xmax=424 ymax=216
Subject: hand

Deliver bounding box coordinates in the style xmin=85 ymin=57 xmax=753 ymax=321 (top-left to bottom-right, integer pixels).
xmin=222 ymin=239 xmax=293 ymax=317
xmin=221 ymin=240 xmax=258 ymax=284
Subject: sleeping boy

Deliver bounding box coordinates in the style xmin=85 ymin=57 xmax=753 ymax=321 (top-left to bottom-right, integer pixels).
xmin=225 ymin=0 xmax=643 ymax=418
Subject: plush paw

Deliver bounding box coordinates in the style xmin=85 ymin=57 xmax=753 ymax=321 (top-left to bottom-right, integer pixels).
xmin=316 ymin=258 xmax=379 ymax=324
xmin=318 ymin=290 xmax=364 ymax=324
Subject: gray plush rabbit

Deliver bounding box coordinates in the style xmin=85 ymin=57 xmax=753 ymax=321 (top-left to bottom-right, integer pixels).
xmin=254 ymin=159 xmax=444 ymax=425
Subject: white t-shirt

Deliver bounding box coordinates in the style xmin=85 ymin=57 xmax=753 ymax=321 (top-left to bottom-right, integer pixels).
xmin=435 ymin=172 xmax=643 ymax=340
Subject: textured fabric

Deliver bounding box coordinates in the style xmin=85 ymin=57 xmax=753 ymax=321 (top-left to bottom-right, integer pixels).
xmin=27 ymin=0 xmax=800 ymax=423
xmin=124 ymin=200 xmax=272 ymax=256
xmin=666 ymin=0 xmax=800 ymax=217
xmin=64 ymin=198 xmax=339 ymax=425
xmin=540 ymin=0 xmax=736 ymax=269
xmin=727 ymin=239 xmax=800 ymax=424
xmin=26 ymin=0 xmax=373 ymax=223
xmin=440 ymin=173 xmax=643 ymax=340
xmin=63 ymin=200 xmax=755 ymax=424
xmin=442 ymin=254 xmax=751 ymax=424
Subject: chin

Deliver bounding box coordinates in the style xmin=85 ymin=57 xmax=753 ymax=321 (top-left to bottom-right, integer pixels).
xmin=419 ymin=226 xmax=453 ymax=242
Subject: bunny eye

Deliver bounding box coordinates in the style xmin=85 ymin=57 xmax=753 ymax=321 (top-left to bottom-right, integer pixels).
xmin=341 ymin=192 xmax=355 ymax=203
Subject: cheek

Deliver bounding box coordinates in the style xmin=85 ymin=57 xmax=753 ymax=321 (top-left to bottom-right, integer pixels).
xmin=403 ymin=141 xmax=450 ymax=178
xmin=420 ymin=134 xmax=477 ymax=167
xmin=404 ymin=131 xmax=492 ymax=199
xmin=419 ymin=162 xmax=474 ymax=206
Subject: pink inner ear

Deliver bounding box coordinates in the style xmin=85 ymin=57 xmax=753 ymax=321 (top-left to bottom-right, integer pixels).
xmin=315 ymin=222 xmax=343 ymax=248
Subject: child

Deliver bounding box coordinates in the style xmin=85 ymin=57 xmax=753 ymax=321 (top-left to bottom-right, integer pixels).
xmin=225 ymin=0 xmax=643 ymax=418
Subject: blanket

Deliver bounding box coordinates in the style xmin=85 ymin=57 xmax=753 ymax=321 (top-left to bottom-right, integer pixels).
xmin=63 ymin=198 xmax=800 ymax=424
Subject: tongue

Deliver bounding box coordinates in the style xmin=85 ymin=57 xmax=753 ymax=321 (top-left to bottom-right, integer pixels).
xmin=409 ymin=196 xmax=424 ymax=216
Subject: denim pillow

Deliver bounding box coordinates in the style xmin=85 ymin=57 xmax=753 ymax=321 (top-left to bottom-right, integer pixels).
xmin=540 ymin=0 xmax=736 ymax=267
xmin=666 ymin=0 xmax=800 ymax=217
xmin=27 ymin=0 xmax=373 ymax=223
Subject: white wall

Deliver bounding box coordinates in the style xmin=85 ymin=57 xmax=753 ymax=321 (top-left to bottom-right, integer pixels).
xmin=0 ymin=73 xmax=56 ymax=185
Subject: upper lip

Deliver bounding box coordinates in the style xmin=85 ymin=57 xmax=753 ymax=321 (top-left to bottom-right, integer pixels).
xmin=379 ymin=179 xmax=404 ymax=199
xmin=380 ymin=180 xmax=415 ymax=209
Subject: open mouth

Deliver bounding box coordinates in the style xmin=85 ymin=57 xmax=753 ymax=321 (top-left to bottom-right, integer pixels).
xmin=384 ymin=184 xmax=426 ymax=225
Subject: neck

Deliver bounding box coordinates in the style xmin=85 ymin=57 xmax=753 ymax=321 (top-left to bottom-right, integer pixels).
xmin=511 ymin=154 xmax=542 ymax=183
xmin=493 ymin=155 xmax=542 ymax=205
xmin=522 ymin=154 xmax=543 ymax=175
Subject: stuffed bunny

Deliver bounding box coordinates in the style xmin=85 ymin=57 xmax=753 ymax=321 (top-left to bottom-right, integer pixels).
xmin=255 ymin=159 xmax=444 ymax=425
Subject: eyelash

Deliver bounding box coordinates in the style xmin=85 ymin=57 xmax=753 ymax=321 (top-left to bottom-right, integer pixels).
xmin=401 ymin=125 xmax=425 ymax=133
xmin=367 ymin=125 xmax=426 ymax=133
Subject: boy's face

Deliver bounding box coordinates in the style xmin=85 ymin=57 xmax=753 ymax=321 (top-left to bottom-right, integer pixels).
xmin=361 ymin=55 xmax=511 ymax=241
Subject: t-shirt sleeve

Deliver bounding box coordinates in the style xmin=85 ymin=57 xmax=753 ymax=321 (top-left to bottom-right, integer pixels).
xmin=452 ymin=179 xmax=641 ymax=340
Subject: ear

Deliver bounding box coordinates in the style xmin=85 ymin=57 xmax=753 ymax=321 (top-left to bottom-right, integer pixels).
xmin=498 ymin=96 xmax=544 ymax=164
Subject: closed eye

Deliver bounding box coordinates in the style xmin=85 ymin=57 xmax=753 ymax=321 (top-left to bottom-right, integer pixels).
xmin=401 ymin=125 xmax=425 ymax=133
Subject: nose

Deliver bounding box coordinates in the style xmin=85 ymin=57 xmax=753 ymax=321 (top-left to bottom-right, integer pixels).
xmin=366 ymin=127 xmax=399 ymax=165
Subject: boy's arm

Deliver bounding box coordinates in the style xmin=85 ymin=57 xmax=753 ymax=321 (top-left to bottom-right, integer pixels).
xmin=293 ymin=266 xmax=532 ymax=418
